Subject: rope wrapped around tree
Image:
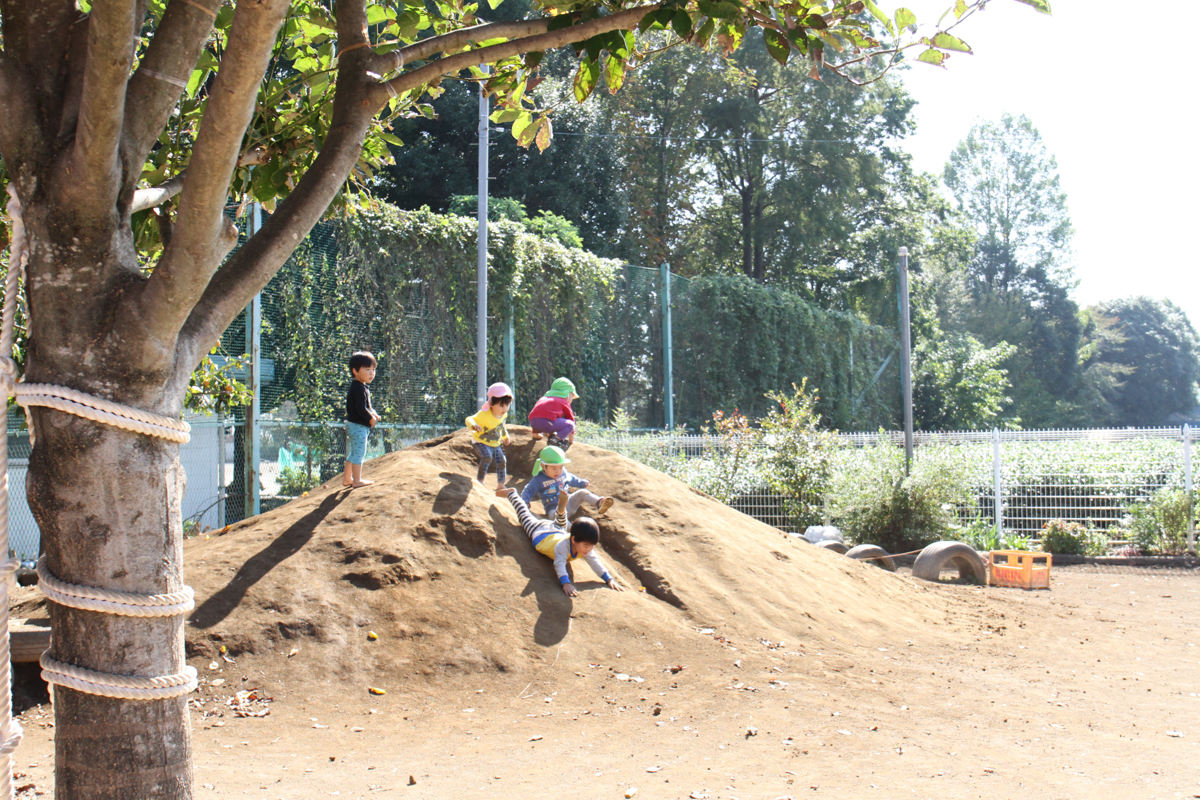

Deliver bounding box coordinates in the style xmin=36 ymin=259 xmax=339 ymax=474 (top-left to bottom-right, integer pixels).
xmin=0 ymin=186 xmax=200 ymax=798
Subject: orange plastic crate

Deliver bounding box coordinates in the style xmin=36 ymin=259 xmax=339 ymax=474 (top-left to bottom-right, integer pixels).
xmin=988 ymin=550 xmax=1052 ymax=590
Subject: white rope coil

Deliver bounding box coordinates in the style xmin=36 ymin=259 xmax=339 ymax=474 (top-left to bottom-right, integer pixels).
xmin=10 ymin=382 xmax=191 ymax=444
xmin=3 ymin=185 xmax=200 ymax=723
xmin=36 ymin=557 xmax=195 ymax=617
xmin=0 ymin=722 xmax=22 ymax=757
xmin=41 ymin=653 xmax=198 ymax=701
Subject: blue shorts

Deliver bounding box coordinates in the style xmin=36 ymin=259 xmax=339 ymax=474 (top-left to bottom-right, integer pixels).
xmin=346 ymin=422 xmax=370 ymax=465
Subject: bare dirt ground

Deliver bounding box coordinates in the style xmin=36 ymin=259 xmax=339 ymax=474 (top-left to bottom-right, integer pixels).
xmin=9 ymin=429 xmax=1200 ymax=799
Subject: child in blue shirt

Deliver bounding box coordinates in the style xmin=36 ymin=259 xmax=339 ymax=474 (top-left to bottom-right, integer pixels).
xmin=520 ymin=445 xmax=615 ymax=528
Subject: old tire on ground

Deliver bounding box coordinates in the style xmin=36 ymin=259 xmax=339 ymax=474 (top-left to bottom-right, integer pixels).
xmin=911 ymin=541 xmax=987 ymax=583
xmin=817 ymin=540 xmax=849 ymax=555
xmin=846 ymin=544 xmax=896 ymax=572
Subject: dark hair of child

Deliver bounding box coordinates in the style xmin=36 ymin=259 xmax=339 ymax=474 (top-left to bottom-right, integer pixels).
xmin=569 ymin=517 xmax=600 ymax=544
xmin=348 ymin=351 xmax=377 ymax=373
xmin=489 ymin=394 xmax=513 ymax=407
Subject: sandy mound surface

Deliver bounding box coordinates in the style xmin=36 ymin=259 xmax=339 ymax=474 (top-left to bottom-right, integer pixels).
xmin=181 ymin=428 xmax=977 ymax=688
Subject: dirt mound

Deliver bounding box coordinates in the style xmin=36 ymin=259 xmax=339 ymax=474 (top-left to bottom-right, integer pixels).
xmin=178 ymin=428 xmax=977 ymax=692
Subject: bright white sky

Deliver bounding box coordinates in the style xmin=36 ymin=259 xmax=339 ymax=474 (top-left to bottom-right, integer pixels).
xmin=893 ymin=0 xmax=1200 ymax=330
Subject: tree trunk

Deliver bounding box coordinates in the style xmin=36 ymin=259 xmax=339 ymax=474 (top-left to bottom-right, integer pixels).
xmin=21 ymin=206 xmax=195 ymax=798
xmin=740 ymin=182 xmax=755 ymax=281
xmin=752 ymin=191 xmax=766 ymax=284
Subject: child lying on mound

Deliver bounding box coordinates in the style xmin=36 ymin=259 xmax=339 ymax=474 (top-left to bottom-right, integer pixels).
xmin=496 ymin=488 xmax=625 ymax=598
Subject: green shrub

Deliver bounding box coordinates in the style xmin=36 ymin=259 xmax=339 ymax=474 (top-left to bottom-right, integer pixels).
xmin=1039 ymin=519 xmax=1089 ymax=555
xmin=759 ymin=381 xmax=837 ymax=529
xmin=828 ymin=438 xmax=974 ymax=553
xmin=954 ymin=517 xmax=1000 ymax=551
xmin=278 ymin=465 xmax=320 ymax=497
xmin=1037 ymin=519 xmax=1109 ymax=556
xmin=1126 ymin=488 xmax=1196 ymax=555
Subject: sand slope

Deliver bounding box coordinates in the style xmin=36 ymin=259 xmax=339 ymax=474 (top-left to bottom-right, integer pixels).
xmin=182 ymin=428 xmax=976 ymax=687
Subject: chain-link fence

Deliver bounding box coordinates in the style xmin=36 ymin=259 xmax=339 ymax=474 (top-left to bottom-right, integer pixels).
xmin=211 ymin=205 xmax=902 ymax=436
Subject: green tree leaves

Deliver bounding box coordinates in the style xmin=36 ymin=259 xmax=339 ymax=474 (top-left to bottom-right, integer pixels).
xmin=1092 ymin=297 xmax=1200 ymax=425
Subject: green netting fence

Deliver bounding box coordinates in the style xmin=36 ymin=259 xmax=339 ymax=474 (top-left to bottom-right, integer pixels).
xmin=217 ymin=201 xmax=901 ymax=433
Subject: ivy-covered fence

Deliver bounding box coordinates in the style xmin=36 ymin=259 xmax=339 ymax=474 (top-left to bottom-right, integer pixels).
xmin=224 ymin=200 xmax=901 ymax=432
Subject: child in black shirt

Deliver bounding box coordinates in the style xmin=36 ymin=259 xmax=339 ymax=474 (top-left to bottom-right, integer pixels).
xmin=342 ymin=351 xmax=381 ymax=488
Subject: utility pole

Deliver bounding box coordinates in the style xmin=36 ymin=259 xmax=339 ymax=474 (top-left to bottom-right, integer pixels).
xmin=476 ymin=67 xmax=490 ymax=407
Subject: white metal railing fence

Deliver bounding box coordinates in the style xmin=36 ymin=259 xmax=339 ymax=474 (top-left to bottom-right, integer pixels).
xmin=582 ymin=425 xmax=1198 ymax=542
xmin=5 ymin=422 xmax=1196 ymax=554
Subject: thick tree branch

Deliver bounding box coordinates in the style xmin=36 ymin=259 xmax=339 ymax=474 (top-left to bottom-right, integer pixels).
xmin=366 ymin=17 xmax=560 ymax=75
xmin=175 ymin=2 xmax=658 ymax=371
xmin=372 ymin=5 xmax=659 ymax=108
xmin=1 ymin=1 xmax=76 ymax=101
xmin=132 ymin=0 xmax=290 ymax=353
xmin=0 ymin=58 xmax=19 ymax=161
xmin=177 ymin=0 xmax=379 ymax=370
xmin=123 ymin=0 xmax=222 ymax=174
xmin=0 ymin=55 xmax=48 ymax=172
xmin=55 ymin=19 xmax=91 ymax=144
xmin=71 ymin=1 xmax=139 ymax=211
xmin=131 ymin=174 xmax=186 ymax=213
xmin=130 ymin=149 xmax=266 ymax=213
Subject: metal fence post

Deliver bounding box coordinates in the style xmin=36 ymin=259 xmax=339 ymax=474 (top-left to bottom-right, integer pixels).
xmin=661 ymin=262 xmax=674 ymax=431
xmin=244 ymin=202 xmax=262 ymax=519
xmin=993 ymin=427 xmax=1003 ymax=538
xmin=217 ymin=413 xmax=226 ymax=527
xmin=898 ymin=247 xmax=913 ymax=475
xmin=1185 ymin=423 xmax=1194 ymax=552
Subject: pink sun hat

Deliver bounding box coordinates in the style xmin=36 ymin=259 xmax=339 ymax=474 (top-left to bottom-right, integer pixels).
xmin=480 ymin=382 xmax=514 ymax=410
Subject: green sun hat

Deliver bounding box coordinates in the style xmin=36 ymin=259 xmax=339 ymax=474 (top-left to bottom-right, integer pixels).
xmin=544 ymin=377 xmax=578 ymax=400
xmin=532 ymin=445 xmax=571 ymax=476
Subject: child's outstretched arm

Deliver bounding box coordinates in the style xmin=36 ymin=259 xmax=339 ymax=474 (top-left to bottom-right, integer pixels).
xmin=581 ymin=551 xmax=624 ymax=592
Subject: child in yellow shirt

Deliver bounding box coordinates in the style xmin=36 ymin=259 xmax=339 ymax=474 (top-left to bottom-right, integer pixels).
xmin=466 ymin=382 xmax=513 ymax=490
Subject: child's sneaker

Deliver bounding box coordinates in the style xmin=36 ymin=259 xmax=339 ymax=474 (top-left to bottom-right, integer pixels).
xmin=547 ymin=435 xmax=570 ymax=451
xmin=595 ymin=496 xmax=614 ymax=516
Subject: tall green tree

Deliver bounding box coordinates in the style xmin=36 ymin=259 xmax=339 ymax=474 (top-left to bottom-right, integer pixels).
xmin=376 ymin=48 xmax=631 ymax=255
xmin=0 ymin=0 xmax=1044 ymax=794
xmin=683 ymin=29 xmax=916 ymax=286
xmin=608 ymin=34 xmax=720 ymax=267
xmin=1093 ymin=297 xmax=1200 ymax=425
xmin=943 ymin=112 xmax=1073 ymax=301
xmin=941 ymin=113 xmax=1081 ymax=426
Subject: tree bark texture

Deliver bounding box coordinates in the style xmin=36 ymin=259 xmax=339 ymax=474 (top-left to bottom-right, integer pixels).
xmin=20 ymin=200 xmax=194 ymax=798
